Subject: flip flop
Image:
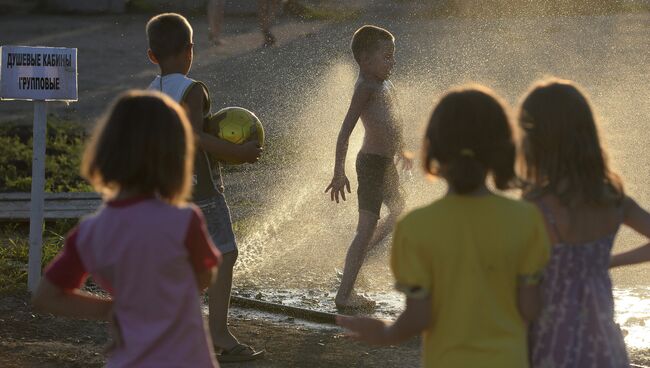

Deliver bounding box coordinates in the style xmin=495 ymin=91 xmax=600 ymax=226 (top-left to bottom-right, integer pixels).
xmin=217 ymin=343 xmax=265 ymax=363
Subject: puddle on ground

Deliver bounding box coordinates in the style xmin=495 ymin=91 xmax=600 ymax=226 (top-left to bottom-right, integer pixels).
xmin=228 ymin=286 xmax=650 ymax=351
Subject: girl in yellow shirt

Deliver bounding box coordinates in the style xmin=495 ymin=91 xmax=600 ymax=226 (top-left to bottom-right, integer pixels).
xmin=337 ymin=85 xmax=550 ymax=368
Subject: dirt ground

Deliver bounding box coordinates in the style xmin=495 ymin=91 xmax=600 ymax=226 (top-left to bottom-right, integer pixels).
xmin=2 ymin=291 xmax=650 ymax=367
xmin=0 ymin=292 xmax=421 ymax=367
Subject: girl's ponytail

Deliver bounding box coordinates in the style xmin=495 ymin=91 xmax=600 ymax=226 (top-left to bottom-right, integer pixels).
xmin=446 ymin=151 xmax=486 ymax=194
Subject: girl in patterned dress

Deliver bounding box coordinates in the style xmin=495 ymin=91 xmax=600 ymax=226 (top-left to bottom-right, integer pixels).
xmin=519 ymin=78 xmax=650 ymax=367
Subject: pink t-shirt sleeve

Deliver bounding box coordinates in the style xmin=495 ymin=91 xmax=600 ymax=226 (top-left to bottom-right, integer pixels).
xmin=185 ymin=207 xmax=222 ymax=272
xmin=44 ymin=227 xmax=88 ymax=290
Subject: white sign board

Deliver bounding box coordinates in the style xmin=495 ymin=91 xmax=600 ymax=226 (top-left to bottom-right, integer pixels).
xmin=0 ymin=45 xmax=77 ymax=101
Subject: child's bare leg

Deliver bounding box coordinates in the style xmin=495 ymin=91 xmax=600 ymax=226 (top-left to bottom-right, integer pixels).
xmin=335 ymin=210 xmax=378 ymax=308
xmin=209 ymin=250 xmax=239 ymax=349
xmin=368 ymin=196 xmax=405 ymax=252
xmin=257 ymin=0 xmax=280 ymax=46
xmin=207 ymin=0 xmax=224 ymax=44
xmin=367 ymin=215 xmax=396 ymax=252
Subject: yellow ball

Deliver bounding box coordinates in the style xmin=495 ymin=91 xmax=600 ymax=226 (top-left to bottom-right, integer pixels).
xmin=204 ymin=107 xmax=265 ymax=164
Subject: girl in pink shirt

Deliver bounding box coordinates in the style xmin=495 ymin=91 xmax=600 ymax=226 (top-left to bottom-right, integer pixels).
xmin=32 ymin=90 xmax=222 ymax=367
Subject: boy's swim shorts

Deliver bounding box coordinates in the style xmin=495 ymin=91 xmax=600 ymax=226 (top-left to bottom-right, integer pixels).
xmin=356 ymin=152 xmax=403 ymax=219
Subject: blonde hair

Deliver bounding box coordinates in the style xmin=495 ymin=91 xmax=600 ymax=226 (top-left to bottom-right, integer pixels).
xmin=518 ymin=77 xmax=623 ymax=207
xmin=82 ymin=90 xmax=194 ymax=205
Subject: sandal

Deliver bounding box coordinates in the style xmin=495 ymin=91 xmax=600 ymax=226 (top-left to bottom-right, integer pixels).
xmin=217 ymin=343 xmax=265 ymax=363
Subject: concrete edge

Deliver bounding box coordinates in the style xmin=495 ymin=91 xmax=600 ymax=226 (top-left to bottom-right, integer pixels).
xmin=231 ymin=295 xmax=338 ymax=325
xmin=231 ymin=296 xmax=650 ymax=368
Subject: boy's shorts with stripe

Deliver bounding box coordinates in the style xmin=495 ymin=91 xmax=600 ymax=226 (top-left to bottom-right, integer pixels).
xmin=195 ymin=192 xmax=237 ymax=254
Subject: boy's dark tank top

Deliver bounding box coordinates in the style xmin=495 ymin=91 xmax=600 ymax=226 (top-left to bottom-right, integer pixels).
xmin=147 ymin=74 xmax=223 ymax=200
xmin=193 ymin=150 xmax=224 ymax=200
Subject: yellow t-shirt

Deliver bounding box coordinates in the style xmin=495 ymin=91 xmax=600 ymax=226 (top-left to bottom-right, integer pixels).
xmin=391 ymin=194 xmax=550 ymax=368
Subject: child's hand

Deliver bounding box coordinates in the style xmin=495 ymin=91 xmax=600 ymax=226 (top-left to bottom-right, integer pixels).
xmin=237 ymin=140 xmax=263 ymax=163
xmin=325 ymin=175 xmax=351 ymax=203
xmin=336 ymin=315 xmax=388 ymax=345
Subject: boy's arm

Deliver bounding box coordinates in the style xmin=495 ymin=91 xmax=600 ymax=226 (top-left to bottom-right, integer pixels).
xmin=32 ymin=278 xmax=112 ymax=320
xmin=611 ymin=196 xmax=650 ymax=268
xmin=325 ymin=83 xmax=373 ymax=202
xmin=336 ymin=296 xmax=431 ymax=345
xmin=185 ymin=84 xmax=261 ymax=164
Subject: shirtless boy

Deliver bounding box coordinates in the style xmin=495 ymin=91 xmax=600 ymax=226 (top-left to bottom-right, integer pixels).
xmin=325 ymin=25 xmax=412 ymax=310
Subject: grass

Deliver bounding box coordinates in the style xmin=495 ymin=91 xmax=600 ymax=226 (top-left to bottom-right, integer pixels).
xmin=0 ymin=221 xmax=75 ymax=294
xmin=0 ymin=116 xmax=91 ymax=193
xmin=0 ymin=116 xmax=89 ymax=293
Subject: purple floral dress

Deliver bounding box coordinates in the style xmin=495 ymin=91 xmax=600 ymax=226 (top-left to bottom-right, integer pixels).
xmin=529 ymin=204 xmax=629 ymax=368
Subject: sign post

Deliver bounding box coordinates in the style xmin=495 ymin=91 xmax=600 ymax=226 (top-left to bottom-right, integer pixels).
xmin=0 ymin=45 xmax=78 ymax=292
xmin=28 ymin=100 xmax=47 ymax=292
